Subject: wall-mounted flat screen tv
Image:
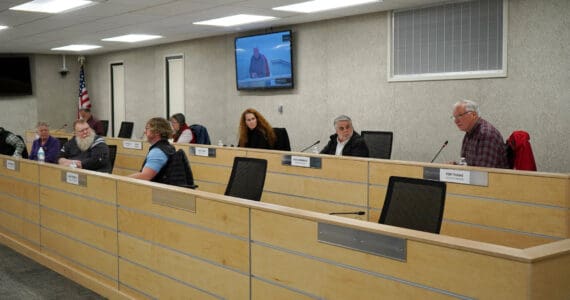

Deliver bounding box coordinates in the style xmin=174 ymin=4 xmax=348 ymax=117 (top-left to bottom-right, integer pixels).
xmin=234 ymin=30 xmax=293 ymax=90
xmin=0 ymin=56 xmax=33 ymax=96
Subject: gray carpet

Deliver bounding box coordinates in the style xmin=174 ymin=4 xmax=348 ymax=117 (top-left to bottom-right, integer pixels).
xmin=0 ymin=243 xmax=106 ymax=300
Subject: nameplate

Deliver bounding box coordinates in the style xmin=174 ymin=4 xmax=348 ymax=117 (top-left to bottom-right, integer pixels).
xmin=4 ymin=159 xmax=18 ymax=171
xmin=318 ymin=223 xmax=406 ymax=261
xmin=282 ymin=155 xmax=322 ymax=169
xmin=190 ymin=146 xmax=216 ymax=157
xmin=123 ymin=140 xmax=143 ymax=150
xmin=61 ymin=171 xmax=87 ymax=186
xmin=153 ymin=189 xmax=196 ymax=212
xmin=423 ymin=167 xmax=488 ymax=186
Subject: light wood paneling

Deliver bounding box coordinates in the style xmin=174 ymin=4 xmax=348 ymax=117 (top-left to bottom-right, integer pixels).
xmin=191 ymin=164 xmax=231 ymax=184
xmin=0 ymin=176 xmax=39 ymax=202
xmin=0 ymin=211 xmax=40 ymax=246
xmin=265 ymin=173 xmax=367 ymax=205
xmin=193 ymin=181 xmax=226 ymax=194
xmin=528 ymin=241 xmax=570 ymax=300
xmin=187 ymin=147 xmax=246 ymax=166
xmin=41 ymin=209 xmax=117 ymax=254
xmin=114 ymin=154 xmax=143 ymax=171
xmin=0 ymin=194 xmax=39 ymax=222
xmin=119 ymin=260 xmax=219 ymax=299
xmin=0 ymin=157 xmax=39 ymax=182
xmin=369 ymin=162 xmax=423 ymax=184
xmin=40 ymin=187 xmax=117 ymax=228
xmin=118 ymin=209 xmax=249 ymax=273
xmin=39 ymin=166 xmax=116 ymax=204
xmin=252 ymin=278 xmax=324 ymax=300
xmin=41 ymin=228 xmax=118 ymax=282
xmin=119 ymin=234 xmax=249 ymax=300
xmin=117 ymin=182 xmax=249 ymax=237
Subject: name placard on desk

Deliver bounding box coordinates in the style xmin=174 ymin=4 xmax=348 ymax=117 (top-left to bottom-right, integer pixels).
xmin=4 ymin=159 xmax=19 ymax=171
xmin=282 ymin=155 xmax=322 ymax=169
xmin=423 ymin=167 xmax=488 ymax=186
xmin=123 ymin=140 xmax=143 ymax=150
xmin=60 ymin=171 xmax=87 ymax=187
xmin=190 ymin=146 xmax=216 ymax=157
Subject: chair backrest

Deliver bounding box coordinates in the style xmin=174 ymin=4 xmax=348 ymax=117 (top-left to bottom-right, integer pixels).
xmin=118 ymin=121 xmax=134 ymax=138
xmin=56 ymin=137 xmax=68 ymax=150
xmin=361 ymin=131 xmax=393 ymax=159
xmin=273 ymin=127 xmax=291 ymax=151
xmin=100 ymin=120 xmax=109 ymax=136
xmin=108 ymin=145 xmax=117 ymax=172
xmin=189 ymin=124 xmax=211 ymax=145
xmin=379 ymin=176 xmax=447 ymax=234
xmin=224 ymin=157 xmax=268 ymax=201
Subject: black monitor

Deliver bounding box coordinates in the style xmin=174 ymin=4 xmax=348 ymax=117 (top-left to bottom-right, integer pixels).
xmin=379 ymin=176 xmax=447 ymax=234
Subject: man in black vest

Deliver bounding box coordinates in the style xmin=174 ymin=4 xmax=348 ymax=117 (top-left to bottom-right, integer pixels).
xmin=0 ymin=127 xmax=27 ymax=158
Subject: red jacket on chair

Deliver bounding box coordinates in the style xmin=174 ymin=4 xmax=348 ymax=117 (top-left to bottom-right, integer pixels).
xmin=506 ymin=131 xmax=537 ymax=171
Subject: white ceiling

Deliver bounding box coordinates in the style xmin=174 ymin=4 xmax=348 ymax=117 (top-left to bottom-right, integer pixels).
xmin=0 ymin=0 xmax=449 ymax=55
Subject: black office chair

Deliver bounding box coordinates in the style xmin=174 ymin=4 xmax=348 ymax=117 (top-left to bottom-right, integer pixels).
xmin=273 ymin=127 xmax=291 ymax=151
xmin=100 ymin=120 xmax=109 ymax=136
xmin=108 ymin=145 xmax=117 ymax=172
xmin=224 ymin=157 xmax=268 ymax=201
xmin=56 ymin=137 xmax=69 ymax=150
xmin=118 ymin=121 xmax=134 ymax=138
xmin=379 ymin=176 xmax=447 ymax=234
xmin=361 ymin=131 xmax=394 ymax=159
xmin=361 ymin=131 xmax=393 ymax=159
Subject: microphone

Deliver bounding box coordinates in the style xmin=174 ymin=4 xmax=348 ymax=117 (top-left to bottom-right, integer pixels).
xmin=55 ymin=123 xmax=68 ymax=132
xmin=300 ymin=140 xmax=320 ymax=152
xmin=329 ymin=211 xmax=366 ymax=216
xmin=430 ymin=140 xmax=448 ymax=163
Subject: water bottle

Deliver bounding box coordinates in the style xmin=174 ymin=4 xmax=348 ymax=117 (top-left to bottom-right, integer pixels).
xmin=458 ymin=157 xmax=467 ymax=166
xmin=311 ymin=145 xmax=319 ymax=154
xmin=37 ymin=147 xmax=45 ymax=163
xmin=218 ymin=139 xmax=224 ymax=147
xmin=70 ymin=160 xmax=77 ymax=168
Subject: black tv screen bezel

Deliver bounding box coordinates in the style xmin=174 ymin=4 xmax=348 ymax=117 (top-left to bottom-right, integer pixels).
xmin=0 ymin=56 xmax=33 ymax=96
xmin=234 ymin=30 xmax=294 ymax=91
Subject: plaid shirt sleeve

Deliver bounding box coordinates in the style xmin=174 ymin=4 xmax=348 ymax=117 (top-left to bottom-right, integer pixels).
xmin=461 ymin=119 xmax=509 ymax=168
xmin=5 ymin=133 xmax=25 ymax=157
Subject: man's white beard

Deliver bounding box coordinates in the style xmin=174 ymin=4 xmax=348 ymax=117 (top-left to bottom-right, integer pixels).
xmin=77 ymin=134 xmax=95 ymax=152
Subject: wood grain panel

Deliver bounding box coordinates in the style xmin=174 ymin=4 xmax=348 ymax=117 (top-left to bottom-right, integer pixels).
xmin=191 ymin=164 xmax=231 ymax=184
xmin=262 ymin=192 xmax=367 ymax=221
xmin=187 ymin=147 xmax=246 ymax=166
xmin=41 ymin=228 xmax=118 ymax=281
xmin=252 ymin=244 xmax=456 ymax=300
xmin=247 ymin=151 xmax=369 ymax=182
xmin=193 ymin=181 xmax=226 ymax=194
xmin=445 ymin=195 xmax=567 ymax=237
xmin=117 ymin=182 xmax=249 ymax=238
xmin=41 ymin=209 xmax=117 ymax=254
xmin=119 ymin=259 xmax=218 ymax=300
xmin=0 ymin=176 xmax=39 ymax=202
xmin=119 ymin=234 xmax=249 ymax=300
xmin=368 ymin=185 xmax=387 ymax=210
xmin=40 ymin=187 xmax=116 ymax=229
xmin=252 ymin=278 xmax=316 ymax=300
xmin=529 ymin=241 xmax=570 ymax=300
xmin=0 ymin=157 xmax=39 ymax=182
xmin=112 ymin=168 xmax=133 ymax=176
xmin=251 ymin=209 xmax=529 ymax=299
xmin=0 ymin=211 xmax=40 ymax=246
xmin=39 ymin=165 xmax=116 ymax=204
xmin=114 ymin=154 xmax=144 ymax=170
xmin=264 ymin=173 xmax=367 ymax=205
xmin=118 ymin=209 xmax=249 ymax=273
xmin=0 ymin=194 xmax=39 ymax=222
xmin=369 ymin=162 xmax=423 ymax=185
xmin=441 ymin=221 xmax=555 ymax=249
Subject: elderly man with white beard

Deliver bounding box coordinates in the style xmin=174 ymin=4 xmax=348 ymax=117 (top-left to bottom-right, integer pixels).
xmin=58 ymin=119 xmax=112 ymax=173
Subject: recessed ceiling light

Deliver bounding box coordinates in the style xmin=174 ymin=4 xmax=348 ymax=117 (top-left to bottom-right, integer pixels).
xmin=10 ymin=0 xmax=94 ymax=14
xmin=193 ymin=14 xmax=277 ymax=27
xmin=51 ymin=44 xmax=101 ymax=51
xmin=102 ymin=34 xmax=162 ymax=43
xmin=0 ymin=25 xmax=8 ymax=31
xmin=273 ymin=0 xmax=381 ymax=13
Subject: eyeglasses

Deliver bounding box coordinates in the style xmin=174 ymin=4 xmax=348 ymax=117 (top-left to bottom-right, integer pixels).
xmin=75 ymin=127 xmax=91 ymax=134
xmin=450 ymin=111 xmax=473 ymax=120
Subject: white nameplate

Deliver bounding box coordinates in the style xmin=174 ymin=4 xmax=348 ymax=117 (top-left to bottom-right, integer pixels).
xmin=6 ymin=160 xmax=16 ymax=170
xmin=291 ymin=155 xmax=311 ymax=168
xmin=195 ymin=147 xmax=209 ymax=157
xmin=440 ymin=169 xmax=470 ymax=184
xmin=66 ymin=172 xmax=80 ymax=185
xmin=123 ymin=140 xmax=142 ymax=150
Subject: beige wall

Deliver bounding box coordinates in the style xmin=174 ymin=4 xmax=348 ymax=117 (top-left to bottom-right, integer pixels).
xmin=2 ymin=0 xmax=568 ymax=172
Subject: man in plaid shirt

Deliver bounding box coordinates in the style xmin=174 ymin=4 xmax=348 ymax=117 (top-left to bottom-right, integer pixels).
xmin=452 ymin=100 xmax=509 ymax=168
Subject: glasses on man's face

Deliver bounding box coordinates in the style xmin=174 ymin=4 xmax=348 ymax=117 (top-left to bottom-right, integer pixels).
xmin=450 ymin=111 xmax=472 ymax=120
xmin=76 ymin=127 xmax=90 ymax=134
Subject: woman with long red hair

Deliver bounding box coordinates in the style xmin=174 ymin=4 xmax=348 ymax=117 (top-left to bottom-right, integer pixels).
xmin=238 ymin=108 xmax=276 ymax=149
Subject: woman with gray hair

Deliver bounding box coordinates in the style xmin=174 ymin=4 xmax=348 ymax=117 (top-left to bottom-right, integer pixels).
xmin=29 ymin=122 xmax=60 ymax=163
xmin=320 ymin=115 xmax=369 ymax=157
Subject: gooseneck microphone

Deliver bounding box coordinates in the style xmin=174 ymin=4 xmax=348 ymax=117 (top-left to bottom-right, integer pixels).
xmin=55 ymin=123 xmax=68 ymax=132
xmin=430 ymin=140 xmax=448 ymax=163
xmin=329 ymin=211 xmax=366 ymax=216
xmin=300 ymin=140 xmax=320 ymax=152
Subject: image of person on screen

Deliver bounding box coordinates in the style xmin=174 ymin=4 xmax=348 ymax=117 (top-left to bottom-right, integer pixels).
xmin=321 ymin=115 xmax=369 ymax=158
xmin=249 ymin=47 xmax=270 ymax=78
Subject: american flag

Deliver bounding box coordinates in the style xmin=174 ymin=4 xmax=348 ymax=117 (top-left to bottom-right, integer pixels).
xmin=78 ymin=63 xmax=91 ymax=110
